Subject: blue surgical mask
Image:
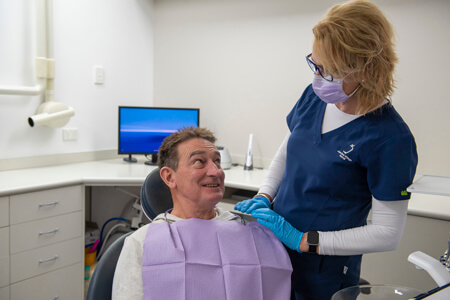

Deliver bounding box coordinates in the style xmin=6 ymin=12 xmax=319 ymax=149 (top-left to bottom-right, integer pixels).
xmin=312 ymin=75 xmax=360 ymax=104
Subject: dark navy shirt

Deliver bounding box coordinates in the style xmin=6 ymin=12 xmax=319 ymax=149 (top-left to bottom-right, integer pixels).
xmin=273 ymin=84 xmax=418 ymax=233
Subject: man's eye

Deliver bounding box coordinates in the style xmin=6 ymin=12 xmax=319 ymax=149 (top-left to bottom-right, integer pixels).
xmin=193 ymin=159 xmax=204 ymax=165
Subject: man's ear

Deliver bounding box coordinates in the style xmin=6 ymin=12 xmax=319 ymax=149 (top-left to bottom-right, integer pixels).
xmin=160 ymin=166 xmax=176 ymax=189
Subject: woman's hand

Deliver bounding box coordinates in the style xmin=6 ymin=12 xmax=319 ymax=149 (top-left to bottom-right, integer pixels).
xmin=234 ymin=196 xmax=270 ymax=214
xmin=251 ymin=208 xmax=304 ymax=252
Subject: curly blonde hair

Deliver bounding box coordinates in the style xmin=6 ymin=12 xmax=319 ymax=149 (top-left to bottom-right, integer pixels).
xmin=312 ymin=0 xmax=398 ymax=114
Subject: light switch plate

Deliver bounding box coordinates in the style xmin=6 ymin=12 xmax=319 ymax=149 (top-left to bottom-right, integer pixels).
xmin=93 ymin=66 xmax=104 ymax=84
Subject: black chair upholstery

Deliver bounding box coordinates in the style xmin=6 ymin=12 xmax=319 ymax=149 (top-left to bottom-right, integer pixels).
xmin=86 ymin=232 xmax=132 ymax=300
xmin=140 ymin=168 xmax=173 ymax=219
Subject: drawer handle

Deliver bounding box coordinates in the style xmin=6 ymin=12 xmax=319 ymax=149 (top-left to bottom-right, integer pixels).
xmin=39 ymin=255 xmax=59 ymax=264
xmin=39 ymin=201 xmax=59 ymax=208
xmin=39 ymin=228 xmax=59 ymax=236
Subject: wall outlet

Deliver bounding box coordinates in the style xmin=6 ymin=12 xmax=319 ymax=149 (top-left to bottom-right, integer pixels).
xmin=63 ymin=128 xmax=78 ymax=141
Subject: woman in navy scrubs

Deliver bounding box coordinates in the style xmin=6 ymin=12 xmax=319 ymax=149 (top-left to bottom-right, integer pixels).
xmin=235 ymin=1 xmax=418 ymax=299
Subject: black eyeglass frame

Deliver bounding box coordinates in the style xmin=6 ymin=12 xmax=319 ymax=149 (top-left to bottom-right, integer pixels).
xmin=306 ymin=53 xmax=333 ymax=82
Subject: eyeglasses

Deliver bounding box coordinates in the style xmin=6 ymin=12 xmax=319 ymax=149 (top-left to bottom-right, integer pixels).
xmin=306 ymin=53 xmax=333 ymax=82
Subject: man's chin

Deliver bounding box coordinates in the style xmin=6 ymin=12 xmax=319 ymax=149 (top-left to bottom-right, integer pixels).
xmin=208 ymin=195 xmax=224 ymax=206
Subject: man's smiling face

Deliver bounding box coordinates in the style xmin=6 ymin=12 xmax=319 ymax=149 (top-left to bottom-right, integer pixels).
xmin=171 ymin=138 xmax=225 ymax=210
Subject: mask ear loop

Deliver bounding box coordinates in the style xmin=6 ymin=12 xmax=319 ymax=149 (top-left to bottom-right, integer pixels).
xmin=339 ymin=70 xmax=361 ymax=97
xmin=347 ymin=84 xmax=361 ymax=97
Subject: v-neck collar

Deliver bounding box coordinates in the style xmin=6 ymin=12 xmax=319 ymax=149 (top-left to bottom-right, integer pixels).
xmin=314 ymin=101 xmax=364 ymax=144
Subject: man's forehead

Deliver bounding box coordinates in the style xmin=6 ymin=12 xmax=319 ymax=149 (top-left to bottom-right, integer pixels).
xmin=178 ymin=138 xmax=218 ymax=156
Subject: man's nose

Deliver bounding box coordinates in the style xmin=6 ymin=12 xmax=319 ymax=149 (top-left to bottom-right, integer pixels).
xmin=206 ymin=160 xmax=222 ymax=176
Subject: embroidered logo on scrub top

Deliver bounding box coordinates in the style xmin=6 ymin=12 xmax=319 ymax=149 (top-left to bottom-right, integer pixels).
xmin=337 ymin=144 xmax=355 ymax=161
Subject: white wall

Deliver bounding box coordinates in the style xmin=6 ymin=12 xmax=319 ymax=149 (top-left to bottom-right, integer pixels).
xmin=153 ymin=0 xmax=450 ymax=177
xmin=1 ymin=0 xmax=449 ymax=178
xmin=0 ymin=0 xmax=154 ymax=162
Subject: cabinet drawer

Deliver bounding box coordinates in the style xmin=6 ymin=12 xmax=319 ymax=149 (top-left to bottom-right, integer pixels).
xmin=0 ymin=256 xmax=8 ymax=289
xmin=10 ymin=237 xmax=82 ymax=283
xmin=0 ymin=196 xmax=8 ymax=227
xmin=0 ymin=285 xmax=9 ymax=300
xmin=0 ymin=227 xmax=9 ymax=288
xmin=10 ymin=263 xmax=83 ymax=300
xmin=10 ymin=185 xmax=83 ymax=225
xmin=10 ymin=211 xmax=83 ymax=254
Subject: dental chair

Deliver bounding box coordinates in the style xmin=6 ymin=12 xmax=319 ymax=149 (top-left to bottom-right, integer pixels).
xmin=140 ymin=168 xmax=173 ymax=220
xmin=85 ymin=231 xmax=132 ymax=300
xmin=87 ymin=168 xmax=368 ymax=299
xmin=86 ymin=168 xmax=173 ymax=300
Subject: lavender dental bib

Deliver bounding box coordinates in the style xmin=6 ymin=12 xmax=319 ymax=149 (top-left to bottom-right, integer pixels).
xmin=142 ymin=218 xmax=292 ymax=300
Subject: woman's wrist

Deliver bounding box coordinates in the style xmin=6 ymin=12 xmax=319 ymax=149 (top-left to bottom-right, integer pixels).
xmin=300 ymin=232 xmax=319 ymax=254
xmin=255 ymin=193 xmax=273 ymax=203
xmin=299 ymin=233 xmax=309 ymax=252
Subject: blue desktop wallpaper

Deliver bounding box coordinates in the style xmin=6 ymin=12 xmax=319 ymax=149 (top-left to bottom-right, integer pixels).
xmin=119 ymin=107 xmax=199 ymax=154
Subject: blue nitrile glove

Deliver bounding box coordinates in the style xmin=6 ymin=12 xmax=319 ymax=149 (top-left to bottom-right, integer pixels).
xmin=251 ymin=208 xmax=304 ymax=252
xmin=234 ymin=196 xmax=270 ymax=214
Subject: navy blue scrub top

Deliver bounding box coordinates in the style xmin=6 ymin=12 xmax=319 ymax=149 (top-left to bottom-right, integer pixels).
xmin=273 ymin=84 xmax=418 ymax=233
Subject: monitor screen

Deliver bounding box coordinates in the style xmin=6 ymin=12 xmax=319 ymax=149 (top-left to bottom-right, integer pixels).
xmin=118 ymin=106 xmax=199 ymax=163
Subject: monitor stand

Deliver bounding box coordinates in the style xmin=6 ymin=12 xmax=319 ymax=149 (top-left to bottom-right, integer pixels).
xmin=123 ymin=154 xmax=137 ymax=163
xmin=144 ymin=154 xmax=158 ymax=165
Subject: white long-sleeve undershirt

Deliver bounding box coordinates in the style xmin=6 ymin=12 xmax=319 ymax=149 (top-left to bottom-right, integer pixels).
xmin=319 ymin=198 xmax=408 ymax=255
xmin=258 ymin=103 xmax=408 ymax=256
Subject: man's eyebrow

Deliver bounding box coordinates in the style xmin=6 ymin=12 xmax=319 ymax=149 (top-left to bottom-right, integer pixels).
xmin=189 ymin=150 xmax=221 ymax=158
xmin=189 ymin=150 xmax=206 ymax=158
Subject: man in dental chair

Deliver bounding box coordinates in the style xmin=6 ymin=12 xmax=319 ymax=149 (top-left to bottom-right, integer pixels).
xmin=112 ymin=127 xmax=292 ymax=300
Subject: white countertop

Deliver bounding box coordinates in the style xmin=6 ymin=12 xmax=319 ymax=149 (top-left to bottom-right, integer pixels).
xmin=0 ymin=159 xmax=448 ymax=221
xmin=407 ymin=175 xmax=450 ymax=221
xmin=407 ymin=175 xmax=450 ymax=197
xmin=0 ymin=158 xmax=265 ymax=197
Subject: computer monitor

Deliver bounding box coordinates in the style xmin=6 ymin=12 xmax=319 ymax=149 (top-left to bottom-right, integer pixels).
xmin=118 ymin=106 xmax=200 ymax=165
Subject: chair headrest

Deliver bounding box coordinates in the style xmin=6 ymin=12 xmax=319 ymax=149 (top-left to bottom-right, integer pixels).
xmin=140 ymin=168 xmax=173 ymax=220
